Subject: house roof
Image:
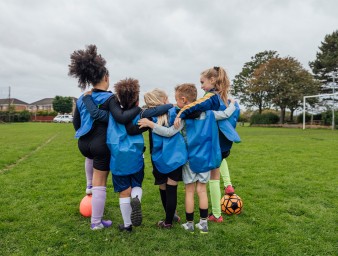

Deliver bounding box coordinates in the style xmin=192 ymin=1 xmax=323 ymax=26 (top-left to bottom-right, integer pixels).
xmin=0 ymin=98 xmax=29 ymax=105
xmin=0 ymin=97 xmax=78 ymax=106
xmin=30 ymin=98 xmax=54 ymax=105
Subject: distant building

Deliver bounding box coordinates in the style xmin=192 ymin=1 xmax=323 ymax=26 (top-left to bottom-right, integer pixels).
xmin=0 ymin=98 xmax=29 ymax=111
xmin=29 ymin=98 xmax=54 ymax=112
xmin=0 ymin=97 xmax=78 ymax=113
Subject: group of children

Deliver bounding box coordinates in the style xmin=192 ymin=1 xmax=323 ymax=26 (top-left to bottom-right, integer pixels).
xmin=68 ymin=45 xmax=240 ymax=234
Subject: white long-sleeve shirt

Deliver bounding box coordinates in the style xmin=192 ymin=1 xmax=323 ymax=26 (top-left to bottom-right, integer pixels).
xmin=152 ymin=102 xmax=236 ymax=138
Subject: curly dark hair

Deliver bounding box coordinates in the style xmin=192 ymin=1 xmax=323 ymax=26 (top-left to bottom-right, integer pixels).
xmin=68 ymin=44 xmax=108 ymax=90
xmin=114 ymin=78 xmax=140 ymax=109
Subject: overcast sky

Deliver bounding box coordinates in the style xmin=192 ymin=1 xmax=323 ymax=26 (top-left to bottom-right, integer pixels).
xmin=0 ymin=0 xmax=337 ymax=105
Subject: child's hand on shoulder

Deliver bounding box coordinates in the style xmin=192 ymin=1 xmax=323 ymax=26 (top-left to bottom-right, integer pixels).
xmin=174 ymin=117 xmax=181 ymax=129
xmin=138 ymin=118 xmax=154 ymax=129
xmin=229 ymin=98 xmax=235 ymax=104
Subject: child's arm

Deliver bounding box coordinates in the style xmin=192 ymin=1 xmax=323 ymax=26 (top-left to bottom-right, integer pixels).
xmin=82 ymin=94 xmax=109 ymax=123
xmin=125 ymin=121 xmax=148 ymax=135
xmin=176 ymin=92 xmax=220 ymax=119
xmin=73 ymin=105 xmax=81 ymax=131
xmin=213 ymin=98 xmax=236 ymax=121
xmin=138 ymin=118 xmax=184 ymax=137
xmin=174 ymin=92 xmax=220 ymax=128
xmin=125 ymin=104 xmax=174 ymax=135
xmin=140 ymin=104 xmax=173 ymax=118
xmin=108 ymin=95 xmax=141 ymax=124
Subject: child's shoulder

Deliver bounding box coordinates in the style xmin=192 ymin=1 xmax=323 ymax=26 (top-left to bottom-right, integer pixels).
xmin=204 ymin=91 xmax=216 ymax=97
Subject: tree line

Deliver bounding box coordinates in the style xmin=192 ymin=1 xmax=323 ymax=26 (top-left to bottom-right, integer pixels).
xmin=233 ymin=30 xmax=338 ymax=123
xmin=54 ymin=31 xmax=338 ymax=124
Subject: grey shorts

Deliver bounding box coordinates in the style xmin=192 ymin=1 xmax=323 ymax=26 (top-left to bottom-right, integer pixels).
xmin=182 ymin=161 xmax=210 ymax=184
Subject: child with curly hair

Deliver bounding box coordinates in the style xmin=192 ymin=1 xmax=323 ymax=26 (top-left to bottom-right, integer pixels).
xmin=106 ymin=79 xmax=173 ymax=232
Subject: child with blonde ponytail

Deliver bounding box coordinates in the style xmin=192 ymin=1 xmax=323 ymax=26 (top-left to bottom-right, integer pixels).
xmin=175 ymin=66 xmax=241 ymax=223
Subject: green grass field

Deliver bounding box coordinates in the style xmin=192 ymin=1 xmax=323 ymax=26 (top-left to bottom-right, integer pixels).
xmin=1 ymin=123 xmax=337 ymax=256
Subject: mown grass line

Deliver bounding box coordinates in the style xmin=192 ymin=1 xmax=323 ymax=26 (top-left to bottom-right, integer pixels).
xmin=0 ymin=134 xmax=58 ymax=174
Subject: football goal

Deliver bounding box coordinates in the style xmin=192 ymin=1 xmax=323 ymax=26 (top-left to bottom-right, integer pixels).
xmin=303 ymin=93 xmax=338 ymax=130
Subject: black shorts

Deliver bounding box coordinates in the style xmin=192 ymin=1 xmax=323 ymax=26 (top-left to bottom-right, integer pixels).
xmin=112 ymin=167 xmax=144 ymax=193
xmin=152 ymin=161 xmax=183 ymax=185
xmin=222 ymin=150 xmax=231 ymax=159
xmin=78 ymin=126 xmax=110 ymax=171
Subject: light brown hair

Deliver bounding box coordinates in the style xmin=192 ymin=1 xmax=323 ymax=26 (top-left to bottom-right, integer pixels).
xmin=201 ymin=66 xmax=230 ymax=104
xmin=175 ymin=83 xmax=197 ymax=103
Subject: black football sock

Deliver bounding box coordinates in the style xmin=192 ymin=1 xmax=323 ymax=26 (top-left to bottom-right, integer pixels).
xmin=186 ymin=212 xmax=194 ymax=222
xmin=159 ymin=188 xmax=166 ymax=212
xmin=165 ymin=184 xmax=177 ymax=225
xmin=199 ymin=208 xmax=208 ymax=220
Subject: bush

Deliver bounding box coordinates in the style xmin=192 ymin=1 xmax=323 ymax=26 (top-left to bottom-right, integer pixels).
xmin=321 ymin=110 xmax=338 ymax=125
xmin=297 ymin=113 xmax=311 ymax=123
xmin=18 ymin=110 xmax=31 ymax=122
xmin=250 ymin=112 xmax=279 ymax=125
xmin=237 ymin=110 xmax=253 ymax=123
xmin=0 ymin=111 xmax=31 ymax=122
xmin=237 ymin=115 xmax=248 ymax=123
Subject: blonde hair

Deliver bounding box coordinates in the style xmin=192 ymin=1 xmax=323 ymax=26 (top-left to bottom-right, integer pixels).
xmin=201 ymin=66 xmax=230 ymax=105
xmin=144 ymin=89 xmax=169 ymax=126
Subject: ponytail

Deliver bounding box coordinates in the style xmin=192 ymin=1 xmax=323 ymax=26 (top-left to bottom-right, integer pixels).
xmin=201 ymin=66 xmax=230 ymax=105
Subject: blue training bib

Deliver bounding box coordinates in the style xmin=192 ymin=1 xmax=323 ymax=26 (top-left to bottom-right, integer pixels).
xmin=216 ymin=95 xmax=241 ymax=143
xmin=152 ymin=107 xmax=187 ymax=174
xmin=75 ymin=91 xmax=112 ymax=138
xmin=185 ymin=110 xmax=221 ymax=173
xmin=107 ymin=115 xmax=144 ymax=176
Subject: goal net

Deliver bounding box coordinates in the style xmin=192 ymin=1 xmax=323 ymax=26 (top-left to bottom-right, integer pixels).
xmin=303 ymin=93 xmax=338 ymax=130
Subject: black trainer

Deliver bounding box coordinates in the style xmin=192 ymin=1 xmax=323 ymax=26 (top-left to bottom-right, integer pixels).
xmin=130 ymin=196 xmax=142 ymax=226
xmin=118 ymin=224 xmax=132 ymax=232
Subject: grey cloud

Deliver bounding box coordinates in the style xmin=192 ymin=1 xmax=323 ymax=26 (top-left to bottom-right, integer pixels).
xmin=0 ymin=0 xmax=337 ymax=104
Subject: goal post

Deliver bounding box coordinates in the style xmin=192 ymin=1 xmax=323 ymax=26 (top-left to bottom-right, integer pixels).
xmin=303 ymin=93 xmax=338 ymax=130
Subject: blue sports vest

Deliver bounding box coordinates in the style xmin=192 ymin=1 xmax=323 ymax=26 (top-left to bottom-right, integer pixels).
xmin=152 ymin=107 xmax=188 ymax=174
xmin=107 ymin=115 xmax=144 ymax=176
xmin=75 ymin=91 xmax=112 ymax=138
xmin=215 ymin=95 xmax=240 ymax=152
xmin=185 ymin=110 xmax=222 ymax=173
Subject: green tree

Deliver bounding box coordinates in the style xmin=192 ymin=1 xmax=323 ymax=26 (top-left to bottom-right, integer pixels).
xmin=309 ymin=30 xmax=338 ymax=90
xmin=253 ymin=57 xmax=320 ymax=123
xmin=52 ymin=96 xmax=73 ymax=114
xmin=233 ymin=50 xmax=279 ymax=113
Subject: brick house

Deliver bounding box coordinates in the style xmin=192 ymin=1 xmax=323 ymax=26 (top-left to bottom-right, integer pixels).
xmin=29 ymin=98 xmax=54 ymax=112
xmin=0 ymin=97 xmax=77 ymax=114
xmin=0 ymin=98 xmax=29 ymax=111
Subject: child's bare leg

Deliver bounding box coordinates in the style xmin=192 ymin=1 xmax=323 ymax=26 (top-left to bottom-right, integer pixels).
xmin=182 ymin=183 xmax=195 ymax=232
xmin=196 ymin=182 xmax=208 ymax=210
xmin=196 ymin=182 xmax=209 ymax=233
xmin=185 ymin=183 xmax=195 ymax=214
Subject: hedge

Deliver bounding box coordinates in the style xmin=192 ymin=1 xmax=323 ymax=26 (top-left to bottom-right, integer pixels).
xmin=250 ymin=112 xmax=279 ymax=125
